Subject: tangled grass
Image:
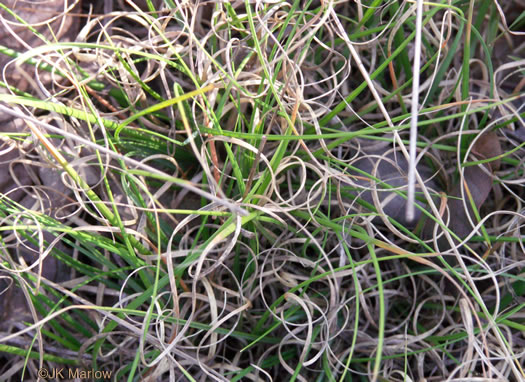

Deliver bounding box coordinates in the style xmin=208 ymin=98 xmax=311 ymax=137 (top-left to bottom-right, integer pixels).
xmin=0 ymin=0 xmax=524 ymax=380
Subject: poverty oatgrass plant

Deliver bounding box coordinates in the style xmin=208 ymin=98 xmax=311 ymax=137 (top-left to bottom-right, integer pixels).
xmin=0 ymin=0 xmax=524 ymax=381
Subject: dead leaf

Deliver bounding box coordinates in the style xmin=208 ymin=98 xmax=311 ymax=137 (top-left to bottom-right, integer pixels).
xmin=471 ymin=131 xmax=502 ymax=171
xmin=352 ymin=151 xmax=439 ymax=228
xmin=447 ymin=131 xmax=502 ymax=238
xmin=448 ymin=165 xmax=493 ymax=238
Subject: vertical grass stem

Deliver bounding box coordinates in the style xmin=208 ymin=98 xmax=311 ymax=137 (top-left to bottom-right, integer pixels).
xmin=406 ymin=0 xmax=424 ymax=222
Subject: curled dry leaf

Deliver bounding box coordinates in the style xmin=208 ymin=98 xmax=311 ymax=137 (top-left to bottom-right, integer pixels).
xmin=448 ymin=131 xmax=502 ymax=238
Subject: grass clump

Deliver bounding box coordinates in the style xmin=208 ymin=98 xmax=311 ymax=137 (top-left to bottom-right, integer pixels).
xmin=0 ymin=0 xmax=524 ymax=380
